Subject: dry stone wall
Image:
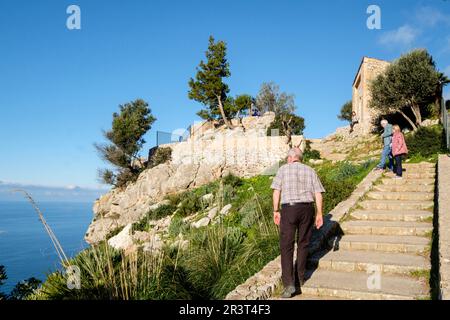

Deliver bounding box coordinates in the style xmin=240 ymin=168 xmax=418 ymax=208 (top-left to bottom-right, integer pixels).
xmin=85 ymin=113 xmax=305 ymax=244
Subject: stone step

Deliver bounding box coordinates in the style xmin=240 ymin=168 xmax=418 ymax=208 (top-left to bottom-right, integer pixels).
xmin=403 ymin=163 xmax=435 ymax=169
xmin=373 ymin=184 xmax=434 ymax=193
xmin=279 ymin=294 xmax=350 ymax=300
xmin=342 ymin=220 xmax=432 ymax=236
xmin=385 ymin=173 xmax=436 ymax=179
xmin=299 ymin=269 xmax=428 ymax=300
xmin=367 ymin=191 xmax=434 ymax=201
xmin=337 ymin=234 xmax=429 ymax=254
xmin=309 ymin=249 xmax=430 ymax=275
xmin=380 ymin=178 xmax=435 ymax=186
xmin=351 ymin=210 xmax=433 ymax=222
xmin=359 ymin=200 xmax=434 ymax=211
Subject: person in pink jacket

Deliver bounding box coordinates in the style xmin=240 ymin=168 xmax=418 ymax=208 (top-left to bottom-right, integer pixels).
xmin=392 ymin=125 xmax=408 ymax=178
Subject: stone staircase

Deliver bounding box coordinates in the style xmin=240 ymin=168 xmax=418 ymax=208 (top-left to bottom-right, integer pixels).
xmin=284 ymin=162 xmax=436 ymax=300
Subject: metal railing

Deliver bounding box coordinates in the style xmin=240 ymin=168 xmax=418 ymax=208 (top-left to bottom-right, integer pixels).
xmin=156 ymin=127 xmax=191 ymax=146
xmin=442 ymin=96 xmax=450 ymax=150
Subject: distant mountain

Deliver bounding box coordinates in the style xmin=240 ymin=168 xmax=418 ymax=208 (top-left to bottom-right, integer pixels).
xmin=0 ymin=182 xmax=108 ymax=203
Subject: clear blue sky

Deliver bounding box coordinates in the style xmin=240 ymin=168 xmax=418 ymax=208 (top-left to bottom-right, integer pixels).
xmin=0 ymin=0 xmax=449 ymax=190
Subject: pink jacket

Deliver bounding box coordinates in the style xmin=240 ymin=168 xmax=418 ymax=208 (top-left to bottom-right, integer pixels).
xmin=392 ymin=131 xmax=408 ymax=156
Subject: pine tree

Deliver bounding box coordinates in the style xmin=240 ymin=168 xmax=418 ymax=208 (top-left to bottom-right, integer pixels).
xmin=188 ymin=36 xmax=233 ymax=129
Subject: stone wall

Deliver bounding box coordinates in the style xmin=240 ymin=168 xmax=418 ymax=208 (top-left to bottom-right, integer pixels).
xmin=352 ymin=57 xmax=391 ymax=135
xmin=224 ymin=169 xmax=382 ymax=300
xmin=85 ymin=114 xmax=305 ymax=244
xmin=438 ymin=154 xmax=450 ymax=299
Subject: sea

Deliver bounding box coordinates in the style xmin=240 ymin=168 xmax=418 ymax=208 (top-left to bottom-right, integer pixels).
xmin=0 ymin=201 xmax=93 ymax=294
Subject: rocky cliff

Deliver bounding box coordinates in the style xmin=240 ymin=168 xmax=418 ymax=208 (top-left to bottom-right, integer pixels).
xmin=85 ymin=113 xmax=305 ymax=244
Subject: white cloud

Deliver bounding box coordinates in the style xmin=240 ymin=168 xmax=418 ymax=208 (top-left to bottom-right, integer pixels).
xmin=378 ymin=25 xmax=419 ymax=47
xmin=65 ymin=184 xmax=80 ymax=190
xmin=415 ymin=6 xmax=449 ymax=27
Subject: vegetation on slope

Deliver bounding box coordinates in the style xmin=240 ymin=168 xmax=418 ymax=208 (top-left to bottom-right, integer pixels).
xmin=26 ymin=159 xmax=376 ymax=300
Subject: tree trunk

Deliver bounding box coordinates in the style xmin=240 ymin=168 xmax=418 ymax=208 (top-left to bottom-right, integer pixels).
xmin=282 ymin=115 xmax=293 ymax=147
xmin=217 ymin=95 xmax=233 ymax=129
xmin=410 ymin=103 xmax=422 ymax=126
xmin=399 ymin=110 xmax=418 ymax=131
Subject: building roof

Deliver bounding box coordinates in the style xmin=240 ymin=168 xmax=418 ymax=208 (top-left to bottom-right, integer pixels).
xmin=352 ymin=56 xmax=391 ymax=86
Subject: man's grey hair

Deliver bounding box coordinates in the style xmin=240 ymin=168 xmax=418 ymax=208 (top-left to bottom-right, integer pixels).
xmin=380 ymin=119 xmax=388 ymax=126
xmin=287 ymin=148 xmax=303 ymax=160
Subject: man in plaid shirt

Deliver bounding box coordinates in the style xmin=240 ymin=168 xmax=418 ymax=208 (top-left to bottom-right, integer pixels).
xmin=271 ymin=148 xmax=325 ymax=298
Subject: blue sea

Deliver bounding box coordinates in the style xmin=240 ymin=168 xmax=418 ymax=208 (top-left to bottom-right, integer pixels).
xmin=0 ymin=201 xmax=93 ymax=294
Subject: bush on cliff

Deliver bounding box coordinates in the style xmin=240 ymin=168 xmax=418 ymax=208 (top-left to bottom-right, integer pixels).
xmin=303 ymin=140 xmax=321 ymax=161
xmin=405 ymin=125 xmax=446 ymax=159
xmin=95 ymin=99 xmax=156 ymax=188
xmin=147 ymin=147 xmax=172 ymax=168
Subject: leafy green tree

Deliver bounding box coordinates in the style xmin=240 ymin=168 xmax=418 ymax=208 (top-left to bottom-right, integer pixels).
xmin=95 ymin=99 xmax=156 ymax=187
xmin=370 ymin=49 xmax=444 ymax=130
xmin=224 ymin=94 xmax=254 ymax=120
xmin=436 ymin=73 xmax=450 ymax=118
xmin=233 ymin=94 xmax=254 ymax=117
xmin=257 ymin=82 xmax=304 ymax=146
xmin=9 ymin=277 xmax=42 ymax=300
xmin=188 ymin=36 xmax=233 ymax=129
xmin=338 ymin=101 xmax=353 ymax=123
xmin=0 ymin=265 xmax=7 ymax=300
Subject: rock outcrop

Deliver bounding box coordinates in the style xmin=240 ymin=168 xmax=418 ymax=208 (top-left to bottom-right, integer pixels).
xmin=85 ymin=113 xmax=305 ymax=244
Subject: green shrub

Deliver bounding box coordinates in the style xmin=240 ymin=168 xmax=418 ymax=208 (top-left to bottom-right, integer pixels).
xmin=177 ymin=192 xmax=203 ymax=217
xmin=303 ymin=140 xmax=321 ymax=161
xmin=30 ymin=243 xmax=195 ymax=300
xmin=239 ymin=201 xmax=259 ymax=229
xmin=406 ymin=125 xmax=446 ymax=158
xmin=168 ymin=215 xmax=190 ymax=238
xmin=9 ymin=278 xmax=42 ymax=300
xmin=132 ymin=204 xmax=177 ymax=232
xmin=181 ymin=225 xmax=244 ymax=299
xmin=151 ymin=204 xmax=177 ymax=220
xmin=321 ymin=178 xmax=356 ymax=214
xmin=105 ymin=225 xmax=125 ymax=239
xmin=148 ymin=147 xmax=172 ymax=168
xmin=0 ymin=265 xmax=7 ymax=300
xmin=222 ymin=174 xmax=243 ymax=188
xmin=327 ymin=162 xmax=359 ymax=181
xmin=317 ymin=160 xmax=376 ymax=214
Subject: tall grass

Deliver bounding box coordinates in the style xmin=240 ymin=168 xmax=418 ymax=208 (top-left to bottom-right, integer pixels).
xmin=30 ymin=242 xmax=192 ymax=300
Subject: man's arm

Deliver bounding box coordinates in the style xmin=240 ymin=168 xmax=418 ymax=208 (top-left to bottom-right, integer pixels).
xmin=273 ymin=189 xmax=281 ymax=225
xmin=314 ymin=192 xmax=324 ymax=229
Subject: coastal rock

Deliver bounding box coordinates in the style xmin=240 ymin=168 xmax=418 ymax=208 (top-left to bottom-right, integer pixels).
xmin=192 ymin=217 xmax=211 ymax=228
xmin=220 ymin=204 xmax=232 ymax=216
xmin=108 ymin=224 xmax=134 ymax=251
xmin=86 ymin=114 xmax=305 ymax=244
xmin=201 ymin=193 xmax=214 ymax=207
xmin=207 ymin=207 xmax=219 ymax=219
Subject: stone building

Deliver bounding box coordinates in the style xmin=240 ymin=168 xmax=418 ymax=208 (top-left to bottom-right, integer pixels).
xmin=352 ymin=57 xmax=391 ymax=134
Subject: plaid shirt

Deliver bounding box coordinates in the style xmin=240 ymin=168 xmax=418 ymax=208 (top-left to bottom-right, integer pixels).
xmin=271 ymin=162 xmax=325 ymax=204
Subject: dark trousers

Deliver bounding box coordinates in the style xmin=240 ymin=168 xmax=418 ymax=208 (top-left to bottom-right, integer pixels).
xmin=280 ymin=202 xmax=315 ymax=288
xmin=394 ymin=154 xmax=403 ymax=177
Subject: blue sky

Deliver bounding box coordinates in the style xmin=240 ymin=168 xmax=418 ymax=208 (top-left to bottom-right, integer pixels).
xmin=0 ymin=0 xmax=449 ymax=193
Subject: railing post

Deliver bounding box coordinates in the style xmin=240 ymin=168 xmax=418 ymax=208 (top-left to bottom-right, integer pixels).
xmin=442 ymin=95 xmax=449 ymax=151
